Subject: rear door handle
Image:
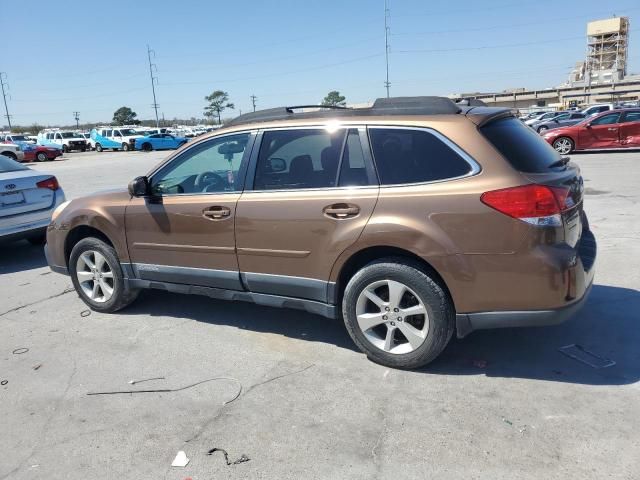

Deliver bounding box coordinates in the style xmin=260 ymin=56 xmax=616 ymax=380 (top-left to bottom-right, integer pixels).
xmin=323 ymin=203 xmax=360 ymax=219
xmin=203 ymin=206 xmax=231 ymax=220
xmin=608 ymin=128 xmax=618 ymax=131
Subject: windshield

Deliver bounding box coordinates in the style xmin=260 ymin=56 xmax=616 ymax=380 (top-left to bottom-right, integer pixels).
xmin=120 ymin=129 xmax=138 ymax=136
xmin=61 ymin=132 xmax=80 ymax=138
xmin=10 ymin=135 xmax=28 ymax=141
xmin=0 ymin=154 xmax=28 ymax=173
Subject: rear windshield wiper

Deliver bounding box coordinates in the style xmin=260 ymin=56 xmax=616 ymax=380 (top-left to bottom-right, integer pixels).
xmin=548 ymin=156 xmax=570 ymax=169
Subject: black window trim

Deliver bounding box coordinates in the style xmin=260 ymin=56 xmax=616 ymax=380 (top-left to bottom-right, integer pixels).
xmin=244 ymin=125 xmax=378 ymax=193
xmin=146 ymin=130 xmax=257 ymax=197
xmin=367 ymin=125 xmax=481 ymax=188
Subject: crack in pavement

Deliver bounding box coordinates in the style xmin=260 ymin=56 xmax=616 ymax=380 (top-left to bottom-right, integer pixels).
xmin=0 ymin=287 xmax=75 ymax=317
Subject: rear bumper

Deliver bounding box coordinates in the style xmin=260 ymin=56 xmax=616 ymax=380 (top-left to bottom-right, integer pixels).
xmin=456 ymin=228 xmax=597 ymax=338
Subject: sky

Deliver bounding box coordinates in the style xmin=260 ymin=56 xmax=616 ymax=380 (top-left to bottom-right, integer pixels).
xmin=3 ymin=0 xmax=640 ymax=126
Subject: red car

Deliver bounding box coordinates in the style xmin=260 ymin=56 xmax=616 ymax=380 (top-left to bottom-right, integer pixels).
xmin=543 ymin=108 xmax=640 ymax=154
xmin=23 ymin=145 xmax=63 ymax=163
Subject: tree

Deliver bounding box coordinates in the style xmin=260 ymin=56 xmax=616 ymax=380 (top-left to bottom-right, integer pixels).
xmin=322 ymin=91 xmax=346 ymax=107
xmin=204 ymin=90 xmax=234 ymax=124
xmin=112 ymin=106 xmax=139 ymax=125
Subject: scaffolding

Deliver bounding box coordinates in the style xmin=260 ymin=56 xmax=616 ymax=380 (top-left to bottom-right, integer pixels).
xmin=586 ymin=17 xmax=629 ymax=78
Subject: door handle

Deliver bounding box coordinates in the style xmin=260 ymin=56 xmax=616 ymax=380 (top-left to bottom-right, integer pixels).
xmin=608 ymin=128 xmax=618 ymax=131
xmin=323 ymin=203 xmax=360 ymax=219
xmin=203 ymin=206 xmax=231 ymax=220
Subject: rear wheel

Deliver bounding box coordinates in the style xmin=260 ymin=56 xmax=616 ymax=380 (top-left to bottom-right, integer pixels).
xmin=69 ymin=237 xmax=139 ymax=313
xmin=36 ymin=152 xmax=48 ymax=162
xmin=342 ymin=258 xmax=454 ymax=369
xmin=62 ymin=145 xmax=68 ymax=153
xmin=95 ymin=143 xmax=103 ymax=152
xmin=552 ymin=136 xmax=574 ymax=154
xmin=3 ymin=151 xmax=17 ymax=160
xmin=122 ymin=142 xmax=130 ymax=151
xmin=142 ymin=142 xmax=152 ymax=152
xmin=537 ymin=125 xmax=548 ymax=133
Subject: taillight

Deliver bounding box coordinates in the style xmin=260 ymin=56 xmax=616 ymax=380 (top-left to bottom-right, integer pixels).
xmin=481 ymin=184 xmax=570 ymax=227
xmin=36 ymin=176 xmax=60 ymax=191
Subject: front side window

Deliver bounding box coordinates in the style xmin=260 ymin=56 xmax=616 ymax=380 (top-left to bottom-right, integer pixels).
xmin=369 ymin=128 xmax=473 ymax=184
xmin=151 ymin=133 xmax=250 ymax=195
xmin=591 ymin=113 xmax=621 ymax=126
xmin=253 ymin=129 xmax=345 ymax=190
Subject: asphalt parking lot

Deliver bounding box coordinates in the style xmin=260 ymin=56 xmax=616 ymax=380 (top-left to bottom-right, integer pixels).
xmin=1 ymin=149 xmax=639 ymax=479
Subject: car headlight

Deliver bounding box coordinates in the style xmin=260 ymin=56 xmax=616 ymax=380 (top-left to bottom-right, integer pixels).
xmin=51 ymin=200 xmax=71 ymax=222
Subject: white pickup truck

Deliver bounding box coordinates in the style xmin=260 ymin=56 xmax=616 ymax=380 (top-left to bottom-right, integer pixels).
xmin=0 ymin=143 xmax=25 ymax=162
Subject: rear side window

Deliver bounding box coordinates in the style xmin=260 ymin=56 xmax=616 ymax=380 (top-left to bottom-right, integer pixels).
xmin=622 ymin=112 xmax=640 ymax=123
xmin=369 ymin=128 xmax=472 ymax=185
xmin=591 ymin=113 xmax=621 ymax=125
xmin=480 ymin=117 xmax=561 ymax=173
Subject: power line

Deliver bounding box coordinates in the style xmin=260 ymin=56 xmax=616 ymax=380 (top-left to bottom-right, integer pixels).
xmin=384 ymin=0 xmax=391 ymax=98
xmin=0 ymin=73 xmax=12 ymax=130
xmin=250 ymin=94 xmax=257 ymax=112
xmin=147 ymin=44 xmax=160 ymax=128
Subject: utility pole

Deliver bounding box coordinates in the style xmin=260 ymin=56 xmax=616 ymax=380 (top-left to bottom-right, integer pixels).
xmin=384 ymin=0 xmax=391 ymax=98
xmin=147 ymin=45 xmax=160 ymax=128
xmin=0 ymin=73 xmax=12 ymax=130
xmin=73 ymin=111 xmax=80 ymax=129
xmin=250 ymin=94 xmax=257 ymax=112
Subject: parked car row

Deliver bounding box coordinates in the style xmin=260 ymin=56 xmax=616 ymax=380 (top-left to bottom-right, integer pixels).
xmin=544 ymin=108 xmax=640 ymax=154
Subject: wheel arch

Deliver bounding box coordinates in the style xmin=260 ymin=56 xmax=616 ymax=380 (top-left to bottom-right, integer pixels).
xmin=331 ymin=245 xmax=454 ymax=309
xmin=64 ymin=225 xmax=115 ymax=267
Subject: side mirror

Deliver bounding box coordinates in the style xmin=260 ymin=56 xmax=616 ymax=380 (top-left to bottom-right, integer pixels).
xmin=585 ymin=123 xmax=591 ymax=128
xmin=128 ymin=176 xmax=149 ymax=197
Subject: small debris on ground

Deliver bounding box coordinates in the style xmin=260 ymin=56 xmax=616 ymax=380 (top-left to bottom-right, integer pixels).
xmin=473 ymin=360 xmax=488 ymax=368
xmin=80 ymin=310 xmax=91 ymax=317
xmin=502 ymin=417 xmax=513 ymax=426
xmin=559 ymin=344 xmax=616 ymax=368
xmin=33 ymin=364 xmax=42 ymax=371
xmin=207 ymin=448 xmax=250 ymax=465
xmin=12 ymin=348 xmax=29 ymax=355
xmin=1 ymin=380 xmax=7 ymax=386
xmin=171 ymin=451 xmax=189 ymax=467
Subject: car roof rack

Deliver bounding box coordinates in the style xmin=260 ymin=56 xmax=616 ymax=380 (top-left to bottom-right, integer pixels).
xmin=226 ymin=96 xmax=462 ymax=127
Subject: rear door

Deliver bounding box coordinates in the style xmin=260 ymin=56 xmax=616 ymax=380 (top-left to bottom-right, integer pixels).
xmin=235 ymin=127 xmax=379 ymax=303
xmin=578 ymin=111 xmax=622 ymax=149
xmin=125 ymin=132 xmax=255 ymax=289
xmin=619 ymin=110 xmax=640 ymax=147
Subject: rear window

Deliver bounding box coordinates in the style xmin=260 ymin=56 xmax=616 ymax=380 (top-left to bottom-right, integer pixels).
xmin=0 ymin=154 xmax=28 ymax=173
xmin=369 ymin=128 xmax=473 ymax=185
xmin=480 ymin=117 xmax=561 ymax=173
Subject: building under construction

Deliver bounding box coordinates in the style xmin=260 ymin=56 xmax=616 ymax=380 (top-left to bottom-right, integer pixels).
xmin=452 ymin=16 xmax=639 ymax=109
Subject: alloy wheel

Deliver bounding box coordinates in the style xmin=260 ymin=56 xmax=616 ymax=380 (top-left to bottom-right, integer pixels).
xmin=75 ymin=250 xmax=114 ymax=303
xmin=355 ymin=279 xmax=429 ymax=354
xmin=553 ymin=138 xmax=573 ymax=154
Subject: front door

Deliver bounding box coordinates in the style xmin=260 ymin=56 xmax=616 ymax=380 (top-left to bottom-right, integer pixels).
xmin=125 ymin=131 xmax=254 ymax=290
xmin=619 ymin=110 xmax=640 ymax=147
xmin=578 ymin=111 xmax=622 ymax=149
xmin=235 ymin=127 xmax=379 ymax=303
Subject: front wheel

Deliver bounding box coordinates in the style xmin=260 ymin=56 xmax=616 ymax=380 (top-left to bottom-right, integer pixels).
xmin=552 ymin=137 xmax=574 ymax=154
xmin=122 ymin=142 xmax=130 ymax=151
xmin=537 ymin=126 xmax=548 ymax=133
xmin=69 ymin=237 xmax=139 ymax=313
xmin=62 ymin=145 xmax=68 ymax=153
xmin=342 ymin=258 xmax=454 ymax=369
xmin=36 ymin=152 xmax=48 ymax=162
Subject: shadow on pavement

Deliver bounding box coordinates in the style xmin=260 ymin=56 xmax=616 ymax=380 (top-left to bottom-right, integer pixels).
xmin=124 ymin=283 xmax=639 ymax=386
xmin=0 ymin=240 xmax=48 ymax=274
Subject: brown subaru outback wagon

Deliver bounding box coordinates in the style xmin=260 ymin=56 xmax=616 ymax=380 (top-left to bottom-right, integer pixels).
xmin=45 ymin=97 xmax=596 ymax=369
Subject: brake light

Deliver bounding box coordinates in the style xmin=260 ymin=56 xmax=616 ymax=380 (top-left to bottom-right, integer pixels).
xmin=36 ymin=176 xmax=60 ymax=191
xmin=481 ymin=184 xmax=570 ymax=227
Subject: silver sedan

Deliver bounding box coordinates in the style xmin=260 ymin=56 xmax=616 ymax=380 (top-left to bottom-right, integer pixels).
xmin=0 ymin=154 xmax=66 ymax=244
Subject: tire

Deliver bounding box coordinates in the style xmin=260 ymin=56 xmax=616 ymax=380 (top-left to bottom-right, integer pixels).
xmin=69 ymin=237 xmax=139 ymax=313
xmin=27 ymin=234 xmax=46 ymax=245
xmin=3 ymin=151 xmax=17 ymax=160
xmin=36 ymin=152 xmax=48 ymax=162
xmin=62 ymin=145 xmax=68 ymax=153
xmin=142 ymin=142 xmax=152 ymax=152
xmin=342 ymin=257 xmax=455 ymax=369
xmin=552 ymin=136 xmax=574 ymax=155
xmin=122 ymin=142 xmax=130 ymax=151
xmin=537 ymin=126 xmax=548 ymax=133
xmin=81 ymin=147 xmax=87 ymax=152
xmin=95 ymin=143 xmax=103 ymax=152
